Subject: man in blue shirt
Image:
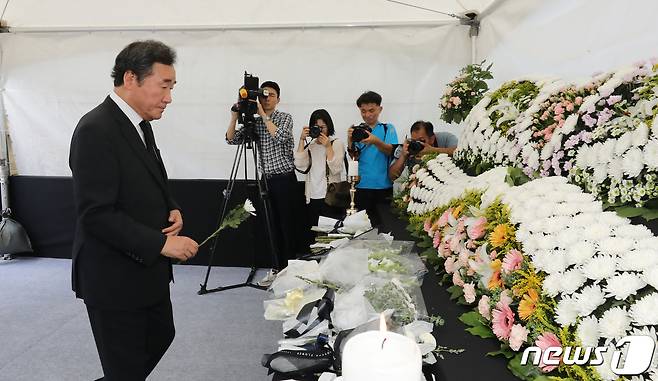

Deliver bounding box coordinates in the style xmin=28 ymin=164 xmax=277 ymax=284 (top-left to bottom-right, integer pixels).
xmin=347 ymin=91 xmax=398 ymax=227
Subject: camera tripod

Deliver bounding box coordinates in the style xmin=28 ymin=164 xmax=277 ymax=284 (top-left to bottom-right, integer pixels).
xmin=198 ymin=126 xmax=279 ymax=295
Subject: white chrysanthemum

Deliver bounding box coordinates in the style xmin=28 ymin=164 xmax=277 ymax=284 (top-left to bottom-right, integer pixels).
xmin=598 ymin=140 xmax=616 ymax=165
xmin=632 ymin=122 xmax=650 ymax=146
xmin=535 ymin=234 xmax=555 ymax=251
xmin=582 ymin=255 xmax=617 ymax=281
xmin=577 ymin=315 xmax=600 ymax=347
xmin=567 ymin=241 xmax=597 ymax=266
xmin=531 ymin=250 xmax=556 ymax=274
xmin=555 ymin=296 xmax=580 ymax=327
xmin=644 ymin=139 xmax=658 ymax=169
xmin=623 ymin=147 xmax=645 ymax=178
xmin=555 ymin=227 xmax=582 ymax=248
xmin=604 ymin=273 xmax=647 ymax=300
xmin=638 ymin=236 xmax=658 ymax=250
xmin=576 ymin=285 xmax=607 ymax=317
xmin=562 ymin=114 xmax=578 ymax=135
xmin=644 ymin=266 xmax=658 ymax=289
xmin=617 ymin=250 xmax=658 ymax=272
xmin=599 ymin=306 xmax=631 ymax=339
xmin=560 ymin=269 xmax=587 ymax=295
xmin=599 ymin=211 xmax=627 ymax=227
xmin=542 ymin=273 xmax=562 ymax=297
xmin=565 ymin=193 xmax=596 ymax=204
xmin=613 ymin=224 xmax=652 ymax=240
xmin=597 ymin=236 xmax=634 ymax=256
xmin=582 ymin=223 xmax=613 ymax=241
xmin=607 ymin=159 xmax=624 ymax=181
xmin=615 ymin=132 xmax=633 ymax=156
xmin=584 ymin=144 xmax=600 ymax=168
xmin=592 ymin=164 xmax=608 ymax=184
xmin=630 ymin=293 xmax=658 ymax=326
xmin=572 ymin=213 xmax=597 ymax=228
xmin=575 ymin=146 xmax=590 ymax=168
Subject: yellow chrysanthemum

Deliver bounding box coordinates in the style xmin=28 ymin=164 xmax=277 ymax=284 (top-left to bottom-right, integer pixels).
xmin=490 ymin=223 xmax=513 ymax=248
xmin=518 ymin=288 xmax=539 ymax=321
xmin=452 ymin=204 xmax=464 ymax=218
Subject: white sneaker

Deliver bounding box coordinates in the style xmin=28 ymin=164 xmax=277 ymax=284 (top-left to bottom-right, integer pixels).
xmin=257 ymin=269 xmax=278 ymax=287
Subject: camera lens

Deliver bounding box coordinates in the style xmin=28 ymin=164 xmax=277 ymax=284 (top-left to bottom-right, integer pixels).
xmin=408 ymin=140 xmax=424 ymax=155
xmin=309 ymin=125 xmax=321 ymax=139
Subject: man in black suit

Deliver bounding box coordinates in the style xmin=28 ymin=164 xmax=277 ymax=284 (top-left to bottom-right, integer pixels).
xmin=69 ymin=40 xmax=198 ymax=381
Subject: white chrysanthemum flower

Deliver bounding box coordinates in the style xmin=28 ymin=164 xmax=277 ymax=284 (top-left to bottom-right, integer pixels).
xmin=623 ymin=147 xmax=645 ymax=178
xmin=617 ymin=250 xmax=658 ymax=272
xmin=584 ymin=143 xmax=601 ymax=168
xmin=576 ymin=285 xmax=607 ymax=317
xmin=562 ymin=114 xmax=579 ymax=135
xmin=575 ymin=146 xmax=590 ymax=168
xmin=599 ymin=306 xmax=632 ymax=339
xmin=604 ymin=273 xmax=647 ymax=300
xmin=613 ymin=224 xmax=652 ymax=240
xmin=615 ymin=132 xmax=633 ymax=156
xmin=542 ymin=273 xmax=562 ymax=297
xmin=567 ymin=241 xmax=597 ymax=266
xmin=593 ymin=164 xmax=608 ymax=184
xmin=556 ymin=296 xmax=580 ymax=327
xmin=582 ymin=255 xmax=617 ymax=281
xmin=560 ymin=269 xmax=587 ymax=295
xmin=632 ymin=122 xmax=650 ymax=146
xmin=577 ymin=315 xmax=600 ymax=347
xmin=607 ymin=159 xmax=624 ymax=181
xmin=629 ymin=293 xmax=658 ymax=326
xmin=644 ymin=139 xmax=658 ymax=169
xmin=531 ymin=250 xmax=555 ymax=274
xmin=556 ymin=227 xmax=583 ymax=248
xmin=535 ymin=234 xmax=555 ymax=251
xmin=644 ymin=266 xmax=658 ymax=289
xmin=597 ymin=236 xmax=634 ymax=256
xmin=579 ymin=94 xmax=601 ymax=113
xmin=638 ymin=236 xmax=658 ymax=250
xmin=582 ymin=223 xmax=613 ymax=241
xmin=572 ymin=213 xmax=597 ymax=228
xmin=598 ymin=140 xmax=616 ymax=165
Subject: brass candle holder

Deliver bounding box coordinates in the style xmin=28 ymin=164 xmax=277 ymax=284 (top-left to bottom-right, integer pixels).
xmin=346 ymin=175 xmax=359 ymax=216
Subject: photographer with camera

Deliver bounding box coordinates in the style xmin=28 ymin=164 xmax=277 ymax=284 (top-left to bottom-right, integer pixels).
xmin=226 ymin=80 xmax=304 ymax=285
xmin=389 ymin=120 xmax=458 ymax=182
xmin=294 ymin=109 xmax=347 ymax=240
xmin=347 ymin=91 xmax=398 ymax=227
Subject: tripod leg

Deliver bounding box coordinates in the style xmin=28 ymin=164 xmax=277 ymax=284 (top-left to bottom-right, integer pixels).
xmin=252 ymin=141 xmax=281 ymax=270
xmin=200 ymin=142 xmax=246 ymax=292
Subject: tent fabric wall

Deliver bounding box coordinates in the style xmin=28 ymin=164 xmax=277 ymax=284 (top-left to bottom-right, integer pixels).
xmin=478 ymin=0 xmax=658 ymax=86
xmin=1 ymin=25 xmax=470 ymax=178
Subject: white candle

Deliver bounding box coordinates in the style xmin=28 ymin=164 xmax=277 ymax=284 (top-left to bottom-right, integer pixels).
xmin=348 ymin=160 xmax=359 ymax=178
xmin=339 ymin=315 xmax=422 ymax=381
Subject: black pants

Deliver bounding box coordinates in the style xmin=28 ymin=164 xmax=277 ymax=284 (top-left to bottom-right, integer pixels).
xmin=266 ymin=172 xmax=306 ymax=269
xmin=354 ymin=187 xmax=393 ymax=227
xmin=86 ymin=297 xmax=175 ymax=381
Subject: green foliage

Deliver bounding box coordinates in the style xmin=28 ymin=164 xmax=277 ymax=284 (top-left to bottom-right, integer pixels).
xmin=440 ymin=60 xmax=494 ymax=125
xmin=506 ymin=166 xmax=532 ymax=187
xmin=459 ymin=311 xmax=495 ymax=339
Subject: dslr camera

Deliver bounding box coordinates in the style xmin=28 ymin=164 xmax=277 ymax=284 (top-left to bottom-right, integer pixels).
xmin=407 ymin=139 xmax=425 ymax=155
xmin=231 ymin=71 xmax=269 ymax=128
xmin=309 ymin=125 xmax=322 ymax=139
xmin=351 ymin=123 xmax=372 ymax=143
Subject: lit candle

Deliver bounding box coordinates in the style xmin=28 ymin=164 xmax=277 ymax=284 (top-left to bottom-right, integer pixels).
xmin=348 ymin=159 xmax=359 ymax=178
xmin=338 ymin=314 xmax=422 ymax=380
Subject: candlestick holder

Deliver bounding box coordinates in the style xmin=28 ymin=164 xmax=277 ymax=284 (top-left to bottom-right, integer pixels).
xmin=346 ymin=176 xmax=358 ymax=216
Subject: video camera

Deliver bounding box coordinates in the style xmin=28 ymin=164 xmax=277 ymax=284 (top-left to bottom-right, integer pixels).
xmin=231 ymin=71 xmax=269 ymax=128
xmin=351 ymin=123 xmax=372 ymax=143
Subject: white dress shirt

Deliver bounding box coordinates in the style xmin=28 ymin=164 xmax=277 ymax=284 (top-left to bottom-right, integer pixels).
xmin=109 ymin=90 xmax=146 ymax=147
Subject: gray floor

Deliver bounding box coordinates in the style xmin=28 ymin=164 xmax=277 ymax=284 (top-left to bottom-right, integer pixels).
xmin=0 ymin=257 xmax=281 ymax=381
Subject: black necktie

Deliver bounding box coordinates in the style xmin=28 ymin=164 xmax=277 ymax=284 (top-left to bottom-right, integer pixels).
xmin=139 ymin=120 xmax=158 ymax=160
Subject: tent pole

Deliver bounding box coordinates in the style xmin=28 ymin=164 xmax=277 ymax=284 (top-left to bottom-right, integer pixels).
xmin=460 ymin=12 xmax=480 ymax=65
xmin=471 ymin=34 xmax=477 ymax=64
xmin=0 ymin=86 xmax=9 ymax=212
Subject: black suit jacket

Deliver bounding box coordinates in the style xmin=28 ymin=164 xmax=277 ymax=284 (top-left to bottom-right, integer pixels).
xmin=69 ymin=96 xmax=179 ymax=310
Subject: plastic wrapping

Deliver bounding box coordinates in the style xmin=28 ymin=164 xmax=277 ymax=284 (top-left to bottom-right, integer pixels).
xmin=318 ymin=248 xmax=370 ymax=288
xmin=264 ymin=287 xmax=326 ymax=321
xmin=271 ymin=260 xmax=322 ymax=297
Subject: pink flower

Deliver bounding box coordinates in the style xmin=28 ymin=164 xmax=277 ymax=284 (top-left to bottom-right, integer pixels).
xmin=489 ymin=250 xmax=498 ymax=260
xmin=463 ymin=283 xmax=476 ymax=303
xmin=574 ymin=96 xmax=583 ymax=105
xmin=492 ymin=301 xmax=515 ymax=340
xmin=509 ymin=324 xmax=529 ymax=351
xmin=478 ymin=295 xmax=491 ymax=320
xmin=449 ymin=233 xmax=463 ymax=253
xmin=554 ymin=105 xmax=564 ymax=115
xmin=607 ymin=95 xmax=622 ymax=105
xmin=438 ymin=240 xmax=450 ymax=258
xmin=432 ymin=231 xmax=442 ymax=249
xmin=451 ymin=96 xmax=462 ymax=106
xmin=458 ymin=248 xmax=471 ymax=267
xmin=466 ymin=239 xmax=477 ymax=249
xmin=499 ymin=290 xmax=512 ymax=306
xmin=535 ymin=332 xmax=562 ymax=372
xmin=444 ymin=256 xmax=457 ymax=274
xmin=502 ymin=249 xmax=523 ymax=274
xmin=456 ymin=218 xmax=466 ymax=235
xmin=423 ymin=218 xmax=432 ymax=233
xmin=466 ymin=217 xmax=487 ymax=240
xmin=438 ymin=209 xmax=452 ymax=227
xmin=452 ymin=271 xmax=465 ymax=287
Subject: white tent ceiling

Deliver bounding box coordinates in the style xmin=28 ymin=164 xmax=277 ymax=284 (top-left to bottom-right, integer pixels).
xmin=1 ymin=0 xmax=496 ymax=30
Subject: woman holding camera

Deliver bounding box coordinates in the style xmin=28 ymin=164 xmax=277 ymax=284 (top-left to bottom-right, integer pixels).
xmin=294 ymin=109 xmax=347 ymax=235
